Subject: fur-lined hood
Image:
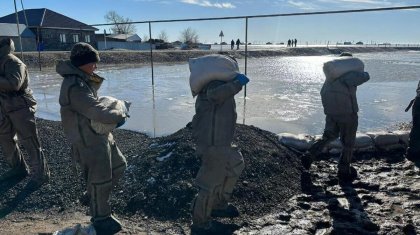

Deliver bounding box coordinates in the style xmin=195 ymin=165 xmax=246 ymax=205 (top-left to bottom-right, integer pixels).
xmin=0 ymin=38 xmax=15 ymax=59
xmin=56 ymin=60 xmax=104 ymax=84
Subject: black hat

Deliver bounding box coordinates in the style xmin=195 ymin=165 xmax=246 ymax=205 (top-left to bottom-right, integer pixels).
xmin=70 ymin=42 xmax=100 ymax=67
xmin=0 ymin=38 xmax=15 ymax=52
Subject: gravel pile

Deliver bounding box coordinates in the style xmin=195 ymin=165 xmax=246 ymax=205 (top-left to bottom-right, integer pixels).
xmin=0 ymin=119 xmax=303 ymax=223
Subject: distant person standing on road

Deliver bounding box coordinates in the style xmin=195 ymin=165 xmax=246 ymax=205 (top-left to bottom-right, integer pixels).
xmin=287 ymin=39 xmax=291 ymax=47
xmin=236 ymin=38 xmax=240 ymax=50
xmin=0 ymin=38 xmax=50 ymax=189
xmin=405 ymin=80 xmax=420 ymax=162
xmin=231 ymin=40 xmax=234 ymax=50
xmin=294 ymin=38 xmax=298 ymax=47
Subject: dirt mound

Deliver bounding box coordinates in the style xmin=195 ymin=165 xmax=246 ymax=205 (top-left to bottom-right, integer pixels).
xmin=0 ymin=119 xmax=303 ymax=223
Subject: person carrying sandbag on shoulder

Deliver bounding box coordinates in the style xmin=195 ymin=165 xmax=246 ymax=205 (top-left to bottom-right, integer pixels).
xmin=189 ymin=54 xmax=249 ymax=234
xmin=56 ymin=42 xmax=130 ymax=235
xmin=404 ymin=80 xmax=420 ymax=162
xmin=302 ymin=52 xmax=370 ymax=183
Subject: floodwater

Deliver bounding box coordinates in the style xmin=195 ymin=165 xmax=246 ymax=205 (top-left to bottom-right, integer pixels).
xmin=30 ymin=51 xmax=420 ymax=137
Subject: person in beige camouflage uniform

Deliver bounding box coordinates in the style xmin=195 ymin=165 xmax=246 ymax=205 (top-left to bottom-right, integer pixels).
xmin=405 ymin=80 xmax=420 ymax=162
xmin=56 ymin=42 xmax=127 ymax=234
xmin=302 ymin=52 xmax=370 ymax=182
xmin=190 ymin=55 xmax=249 ymax=234
xmin=0 ymin=38 xmax=49 ymax=189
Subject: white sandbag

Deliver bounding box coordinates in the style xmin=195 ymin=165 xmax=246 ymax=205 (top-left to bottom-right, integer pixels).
xmin=323 ymin=57 xmax=364 ymax=81
xmin=366 ymin=132 xmax=400 ymax=146
xmin=355 ymin=133 xmax=374 ymax=149
xmin=326 ymin=134 xmax=375 ymax=153
xmin=91 ymin=96 xmax=129 ymax=134
xmin=278 ymin=133 xmax=314 ymax=151
xmin=392 ymin=130 xmax=410 ymax=146
xmin=329 ymin=148 xmax=342 ymax=155
xmin=327 ymin=138 xmax=342 ymax=149
xmin=189 ymin=54 xmax=239 ymax=96
xmin=376 ymin=143 xmax=405 ymax=152
xmin=354 ymin=146 xmax=376 ymax=153
xmin=53 ymin=224 xmax=96 ymax=235
xmin=313 ymin=135 xmax=329 ymax=153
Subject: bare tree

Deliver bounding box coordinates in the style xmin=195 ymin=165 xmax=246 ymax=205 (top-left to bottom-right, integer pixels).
xmin=179 ymin=27 xmax=199 ymax=44
xmin=104 ymin=11 xmax=136 ymax=34
xmin=158 ymin=30 xmax=169 ymax=42
xmin=142 ymin=34 xmax=150 ymax=42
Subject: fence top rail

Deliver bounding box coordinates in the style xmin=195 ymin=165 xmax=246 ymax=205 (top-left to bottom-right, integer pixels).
xmin=88 ymin=5 xmax=420 ymax=27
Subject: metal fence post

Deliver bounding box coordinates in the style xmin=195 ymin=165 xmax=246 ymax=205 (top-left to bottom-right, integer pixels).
xmin=149 ymin=22 xmax=156 ymax=137
xmin=13 ymin=0 xmax=24 ymax=61
xmin=149 ymin=22 xmax=155 ymax=87
xmin=243 ymin=17 xmax=249 ymax=125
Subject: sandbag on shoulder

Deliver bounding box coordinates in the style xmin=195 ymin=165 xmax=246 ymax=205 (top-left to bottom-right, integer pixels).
xmin=323 ymin=57 xmax=364 ymax=81
xmin=91 ymin=96 xmax=130 ymax=134
xmin=189 ymin=54 xmax=239 ymax=96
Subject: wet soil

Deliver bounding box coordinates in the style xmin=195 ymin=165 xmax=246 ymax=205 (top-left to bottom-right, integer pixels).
xmin=237 ymin=152 xmax=420 ymax=235
xmin=0 ymin=119 xmax=302 ymax=234
xmin=0 ymin=119 xmax=418 ymax=234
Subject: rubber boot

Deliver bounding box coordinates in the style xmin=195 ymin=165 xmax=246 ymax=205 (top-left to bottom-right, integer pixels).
xmin=301 ymin=152 xmax=314 ymax=170
xmin=92 ymin=214 xmax=122 ymax=235
xmin=405 ymin=148 xmax=420 ymax=162
xmin=337 ymin=148 xmax=357 ymax=182
xmin=0 ymin=160 xmax=28 ymax=182
xmin=211 ymin=203 xmax=239 ymax=218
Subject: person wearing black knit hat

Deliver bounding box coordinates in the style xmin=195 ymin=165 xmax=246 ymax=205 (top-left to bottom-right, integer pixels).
xmin=0 ymin=38 xmax=50 ymax=189
xmin=70 ymin=42 xmax=100 ymax=68
xmin=56 ymin=42 xmax=127 ymax=234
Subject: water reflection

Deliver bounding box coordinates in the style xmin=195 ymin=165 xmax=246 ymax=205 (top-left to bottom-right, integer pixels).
xmin=29 ymin=52 xmax=420 ymax=137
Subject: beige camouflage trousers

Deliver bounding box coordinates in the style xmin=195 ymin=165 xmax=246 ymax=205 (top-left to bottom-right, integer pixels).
xmin=72 ymin=134 xmax=127 ymax=220
xmin=192 ymin=146 xmax=245 ymax=227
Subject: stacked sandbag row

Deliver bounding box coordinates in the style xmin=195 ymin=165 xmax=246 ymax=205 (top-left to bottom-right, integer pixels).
xmin=277 ymin=130 xmax=409 ymax=154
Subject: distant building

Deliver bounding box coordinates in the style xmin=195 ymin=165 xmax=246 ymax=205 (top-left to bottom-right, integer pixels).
xmin=0 ymin=8 xmax=98 ymax=51
xmin=356 ymin=41 xmax=364 ymax=45
xmin=96 ymin=33 xmax=151 ymax=50
xmin=343 ymin=41 xmax=352 ymax=45
xmin=0 ymin=23 xmax=36 ymax=51
xmin=107 ymin=34 xmax=142 ymax=42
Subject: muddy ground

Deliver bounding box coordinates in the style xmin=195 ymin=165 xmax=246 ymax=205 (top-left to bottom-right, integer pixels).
xmin=0 ymin=119 xmax=418 ymax=234
xmin=0 ymin=119 xmax=303 ymax=234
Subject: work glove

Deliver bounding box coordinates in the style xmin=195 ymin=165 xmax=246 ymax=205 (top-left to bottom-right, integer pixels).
xmin=235 ymin=73 xmax=250 ymax=86
xmin=116 ymin=118 xmax=126 ymax=128
xmin=123 ymin=100 xmax=131 ymax=118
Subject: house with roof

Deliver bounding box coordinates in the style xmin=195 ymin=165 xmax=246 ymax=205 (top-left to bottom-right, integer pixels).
xmin=96 ymin=32 xmax=151 ymax=50
xmin=0 ymin=8 xmax=98 ymax=51
xmin=0 ymin=23 xmax=36 ymax=51
xmin=106 ymin=34 xmax=142 ymax=42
